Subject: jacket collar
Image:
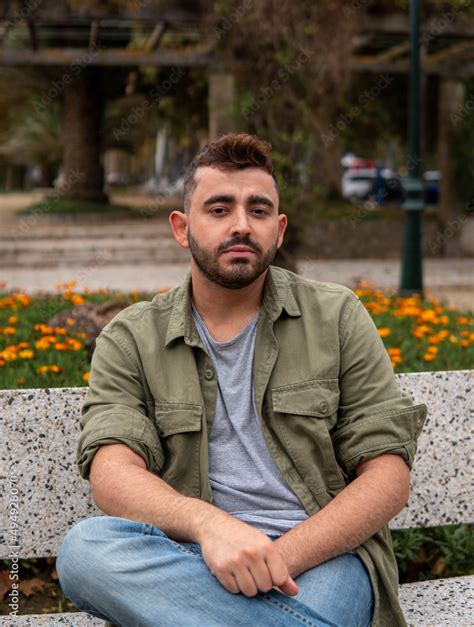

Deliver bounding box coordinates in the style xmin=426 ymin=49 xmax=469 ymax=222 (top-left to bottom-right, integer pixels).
xmin=164 ymin=265 xmax=301 ymax=347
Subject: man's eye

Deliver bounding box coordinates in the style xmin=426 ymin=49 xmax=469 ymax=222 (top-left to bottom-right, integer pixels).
xmin=252 ymin=208 xmax=267 ymax=215
xmin=210 ymin=207 xmax=226 ymax=214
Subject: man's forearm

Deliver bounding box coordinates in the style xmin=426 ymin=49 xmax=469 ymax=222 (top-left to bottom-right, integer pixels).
xmin=91 ymin=457 xmax=226 ymax=544
xmin=273 ymin=454 xmax=410 ymax=578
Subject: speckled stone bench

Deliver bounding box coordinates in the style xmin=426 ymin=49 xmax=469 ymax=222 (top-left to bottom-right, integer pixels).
xmin=1 ymin=370 xmax=472 ymax=626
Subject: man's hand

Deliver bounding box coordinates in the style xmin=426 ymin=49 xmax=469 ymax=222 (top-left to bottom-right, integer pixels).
xmin=194 ymin=510 xmax=299 ymax=598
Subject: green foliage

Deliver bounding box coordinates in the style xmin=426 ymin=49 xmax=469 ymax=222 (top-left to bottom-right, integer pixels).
xmin=392 ymin=525 xmax=474 ymax=582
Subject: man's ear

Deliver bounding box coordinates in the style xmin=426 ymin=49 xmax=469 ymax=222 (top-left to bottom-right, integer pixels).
xmin=277 ymin=213 xmax=288 ymax=248
xmin=169 ymin=210 xmax=189 ymax=249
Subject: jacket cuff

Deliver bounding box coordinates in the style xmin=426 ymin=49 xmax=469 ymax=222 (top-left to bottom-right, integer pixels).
xmin=332 ymin=403 xmax=427 ymax=475
xmin=77 ymin=407 xmax=165 ymax=480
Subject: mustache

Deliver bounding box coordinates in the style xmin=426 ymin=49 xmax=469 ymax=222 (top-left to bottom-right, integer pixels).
xmin=218 ymin=237 xmax=261 ymax=253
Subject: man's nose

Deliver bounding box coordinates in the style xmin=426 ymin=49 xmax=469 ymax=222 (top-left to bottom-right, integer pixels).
xmin=229 ymin=208 xmax=251 ymax=236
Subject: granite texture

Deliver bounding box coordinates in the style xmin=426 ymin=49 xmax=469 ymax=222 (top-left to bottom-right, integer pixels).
xmin=0 ymin=370 xmax=472 ymax=558
xmin=399 ymin=575 xmax=474 ymax=626
xmin=0 ymin=576 xmax=472 ymax=626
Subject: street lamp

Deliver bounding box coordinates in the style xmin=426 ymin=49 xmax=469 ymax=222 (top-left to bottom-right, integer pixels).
xmin=400 ymin=0 xmax=424 ymax=296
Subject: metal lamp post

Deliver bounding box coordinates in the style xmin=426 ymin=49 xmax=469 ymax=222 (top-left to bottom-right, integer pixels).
xmin=400 ymin=0 xmax=424 ymax=295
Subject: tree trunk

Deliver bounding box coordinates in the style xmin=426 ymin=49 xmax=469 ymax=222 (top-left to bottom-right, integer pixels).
xmin=60 ymin=67 xmax=108 ymax=203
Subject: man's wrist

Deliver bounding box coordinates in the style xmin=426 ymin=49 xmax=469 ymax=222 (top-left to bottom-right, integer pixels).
xmin=175 ymin=496 xmax=225 ymax=544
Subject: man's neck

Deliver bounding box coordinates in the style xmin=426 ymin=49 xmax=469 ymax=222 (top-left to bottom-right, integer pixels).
xmin=190 ymin=264 xmax=267 ymax=325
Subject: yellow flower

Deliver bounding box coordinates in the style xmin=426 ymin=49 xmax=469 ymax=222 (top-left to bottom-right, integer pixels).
xmin=36 ymin=365 xmax=49 ymax=374
xmin=377 ymin=327 xmax=391 ymax=337
xmin=449 ymin=335 xmax=458 ymax=343
xmin=83 ymin=371 xmax=90 ymax=383
xmin=18 ymin=349 xmax=34 ymax=359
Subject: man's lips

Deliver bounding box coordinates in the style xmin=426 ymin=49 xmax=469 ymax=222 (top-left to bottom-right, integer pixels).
xmin=223 ymin=246 xmax=256 ymax=254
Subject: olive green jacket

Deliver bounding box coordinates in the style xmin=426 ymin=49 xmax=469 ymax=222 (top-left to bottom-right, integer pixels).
xmin=77 ymin=265 xmax=427 ymax=627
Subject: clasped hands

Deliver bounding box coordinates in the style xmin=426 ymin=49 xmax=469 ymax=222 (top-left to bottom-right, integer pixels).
xmin=194 ymin=510 xmax=299 ymax=598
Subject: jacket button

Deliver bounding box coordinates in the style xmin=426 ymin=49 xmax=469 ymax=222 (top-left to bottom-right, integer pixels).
xmin=205 ymin=368 xmax=214 ymax=380
xmin=319 ymin=401 xmax=329 ymax=414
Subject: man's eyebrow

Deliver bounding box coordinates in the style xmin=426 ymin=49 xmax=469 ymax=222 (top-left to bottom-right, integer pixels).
xmin=202 ymin=193 xmax=275 ymax=209
xmin=203 ymin=194 xmax=235 ymax=206
xmin=248 ymin=194 xmax=274 ymax=209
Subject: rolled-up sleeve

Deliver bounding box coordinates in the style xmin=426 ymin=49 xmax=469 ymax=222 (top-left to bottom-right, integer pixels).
xmin=77 ymin=328 xmax=164 ymax=480
xmin=332 ymin=296 xmax=427 ymax=477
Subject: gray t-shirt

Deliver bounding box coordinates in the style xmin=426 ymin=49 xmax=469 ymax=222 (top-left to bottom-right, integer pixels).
xmin=191 ymin=302 xmax=309 ymax=536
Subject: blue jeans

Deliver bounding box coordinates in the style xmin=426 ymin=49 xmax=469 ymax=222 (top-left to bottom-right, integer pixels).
xmin=56 ymin=516 xmax=373 ymax=627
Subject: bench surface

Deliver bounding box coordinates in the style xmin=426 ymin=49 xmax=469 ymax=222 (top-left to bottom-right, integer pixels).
xmin=1 ymin=370 xmax=472 ymax=558
xmin=1 ymin=576 xmax=472 ymax=626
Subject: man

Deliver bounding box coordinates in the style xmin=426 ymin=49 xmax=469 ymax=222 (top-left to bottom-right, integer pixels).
xmin=57 ymin=133 xmax=427 ymax=626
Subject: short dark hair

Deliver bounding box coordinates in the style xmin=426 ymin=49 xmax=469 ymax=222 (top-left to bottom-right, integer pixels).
xmin=182 ymin=133 xmax=278 ymax=212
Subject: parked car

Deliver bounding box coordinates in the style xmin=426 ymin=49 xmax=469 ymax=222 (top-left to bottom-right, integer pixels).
xmin=342 ymin=167 xmax=404 ymax=204
xmin=423 ymin=170 xmax=440 ymax=205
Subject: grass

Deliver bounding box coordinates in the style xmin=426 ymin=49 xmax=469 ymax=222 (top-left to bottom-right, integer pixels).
xmin=16 ymin=198 xmax=145 ymax=217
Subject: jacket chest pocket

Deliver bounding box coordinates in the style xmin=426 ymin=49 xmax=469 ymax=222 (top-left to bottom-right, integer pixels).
xmin=271 ymin=379 xmax=346 ymax=494
xmin=154 ymin=402 xmax=203 ymax=497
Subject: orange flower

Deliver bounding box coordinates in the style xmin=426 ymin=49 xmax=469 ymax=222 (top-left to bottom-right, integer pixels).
xmin=2 ymin=326 xmax=16 ymax=335
xmin=83 ymin=371 xmax=90 ymax=383
xmin=377 ymin=327 xmax=391 ymax=337
xmin=71 ymin=294 xmax=86 ymax=305
xmin=53 ymin=342 xmax=69 ymax=351
xmin=423 ymin=353 xmax=436 ymax=361
xmin=8 ymin=316 xmax=17 ymax=324
xmin=66 ymin=338 xmax=83 ymax=350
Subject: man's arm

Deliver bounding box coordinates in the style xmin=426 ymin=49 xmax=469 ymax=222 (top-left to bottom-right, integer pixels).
xmin=272 ymin=453 xmax=410 ymax=578
xmin=90 ymin=443 xmax=299 ymax=597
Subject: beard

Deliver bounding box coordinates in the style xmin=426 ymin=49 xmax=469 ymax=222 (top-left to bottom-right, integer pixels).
xmin=187 ymin=227 xmax=279 ymax=289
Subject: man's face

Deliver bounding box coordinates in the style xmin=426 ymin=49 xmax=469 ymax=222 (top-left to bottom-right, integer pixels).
xmin=185 ymin=166 xmax=287 ymax=289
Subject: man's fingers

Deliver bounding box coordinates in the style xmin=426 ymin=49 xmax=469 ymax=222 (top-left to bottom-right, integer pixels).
xmin=277 ymin=576 xmax=299 ymax=596
xmin=234 ymin=566 xmax=260 ymax=597
xmin=264 ymin=545 xmax=293 ymax=590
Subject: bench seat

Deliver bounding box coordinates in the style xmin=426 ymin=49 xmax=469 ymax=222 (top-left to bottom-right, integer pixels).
xmin=1 ymin=576 xmax=472 ymax=626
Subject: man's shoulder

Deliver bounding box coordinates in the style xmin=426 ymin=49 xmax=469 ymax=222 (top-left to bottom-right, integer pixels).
xmin=272 ymin=266 xmax=359 ymax=306
xmin=99 ymin=286 xmax=181 ymax=335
